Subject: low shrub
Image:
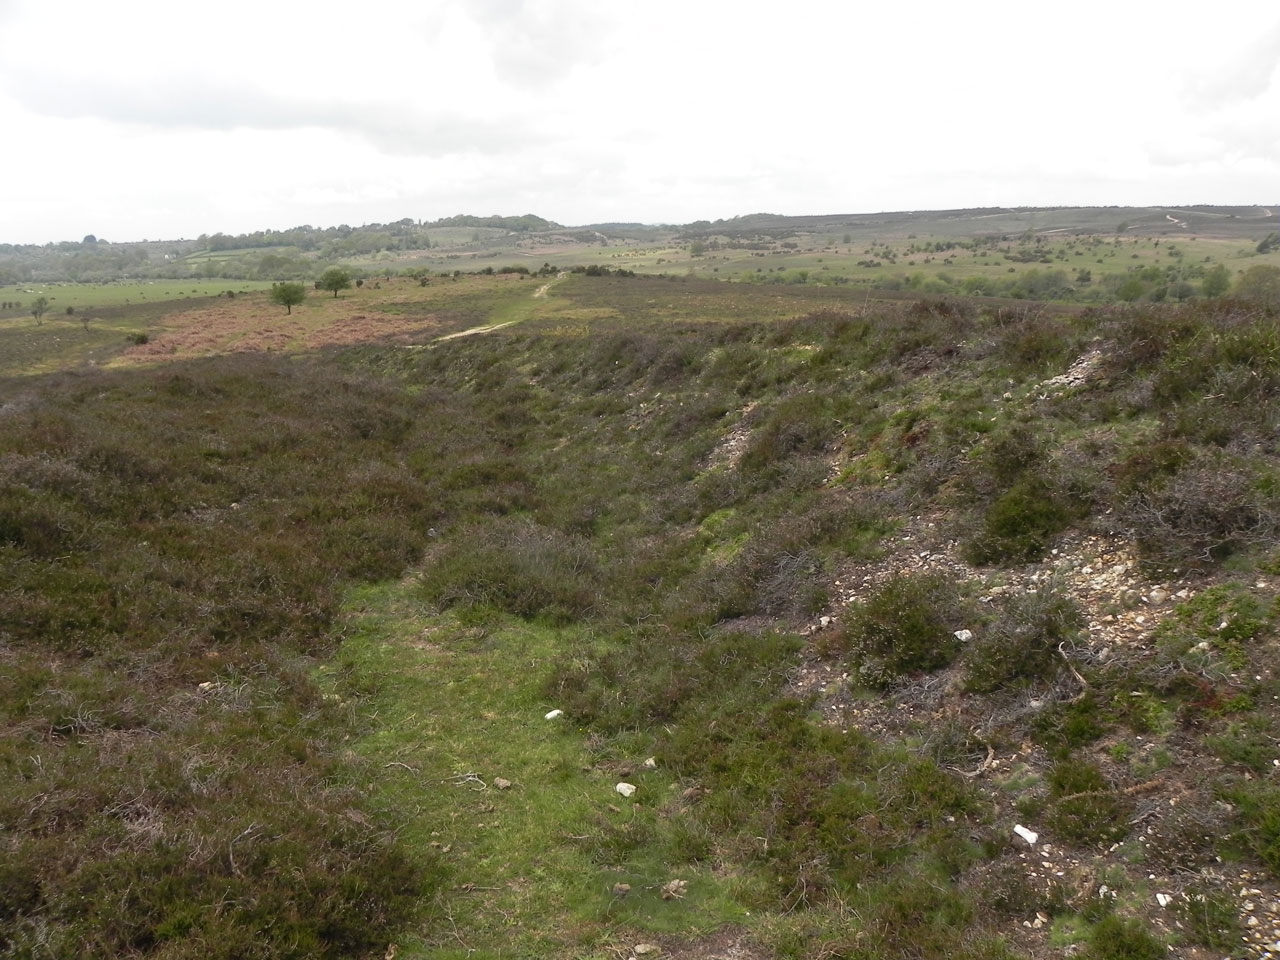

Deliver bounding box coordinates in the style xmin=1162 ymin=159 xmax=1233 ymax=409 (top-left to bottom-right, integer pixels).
xmin=1166 ymin=581 xmax=1272 ymax=644
xmin=1122 ymin=459 xmax=1280 ymax=566
xmin=417 ymin=516 xmax=601 ymax=623
xmin=964 ymin=476 xmax=1078 ymax=565
xmin=837 ymin=573 xmax=967 ymax=687
xmin=854 ymin=866 xmax=991 ymax=960
xmin=1175 ymin=885 xmax=1242 ymax=949
xmin=1044 ymin=758 xmax=1131 ymax=846
xmin=1083 ymin=914 xmax=1165 ymax=960
xmin=9 ymin=279 xmax=1280 ymax=956
xmin=1108 ymin=438 xmax=1193 ymax=494
xmin=739 ymin=393 xmax=841 ymax=471
xmin=964 ymin=584 xmax=1083 ymax=692
xmin=666 ymin=492 xmax=885 ymax=627
xmin=1141 ymin=796 xmax=1231 ymax=871
xmin=968 ymin=859 xmax=1068 ymax=920
xmin=546 ymin=628 xmax=800 ymax=732
xmin=1206 ymin=717 xmax=1280 ymax=773
xmin=965 ymin=422 xmax=1046 ymax=495
xmin=0 ymin=355 xmax=464 ymax=956
xmin=666 ymin=699 xmax=980 ymax=900
xmin=1151 ymin=319 xmax=1280 ymax=411
xmin=992 ymin=312 xmax=1080 ymax=371
xmin=1219 ymin=779 xmax=1280 ymax=872
xmin=1101 ymin=304 xmax=1211 ymax=376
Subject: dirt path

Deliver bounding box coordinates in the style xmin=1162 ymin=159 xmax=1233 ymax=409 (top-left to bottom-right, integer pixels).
xmin=431 ymin=273 xmax=567 ymax=343
xmin=533 ymin=271 xmax=567 ymax=299
xmin=432 ymin=319 xmax=520 ymax=342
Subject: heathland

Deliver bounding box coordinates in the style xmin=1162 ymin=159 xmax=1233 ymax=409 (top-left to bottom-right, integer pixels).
xmin=5 ymin=206 xmax=1280 ymax=305
xmin=2 ymin=211 xmax=1280 ymax=960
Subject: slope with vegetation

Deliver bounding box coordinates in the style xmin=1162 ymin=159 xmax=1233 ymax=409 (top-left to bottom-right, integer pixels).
xmin=1 ymin=273 xmax=1278 ymax=959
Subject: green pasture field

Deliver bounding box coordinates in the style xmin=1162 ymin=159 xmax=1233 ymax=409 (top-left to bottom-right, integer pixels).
xmin=355 ymin=273 xmax=568 ymax=337
xmin=180 ymin=248 xmax=301 ymax=265
xmin=1 ymin=273 xmax=569 ymax=376
xmin=5 ymin=233 xmax=1274 ymax=380
xmin=0 ymin=268 xmax=994 ymax=379
xmin=0 ymin=318 xmax=137 ymax=377
xmin=424 ymin=226 xmax=512 ymax=245
xmin=662 ymin=204 xmax=1279 ymax=243
xmin=532 ymin=273 xmax=879 ymax=328
xmin=0 ymin=300 xmax=199 ymax=377
xmin=0 ymin=278 xmax=273 ymax=311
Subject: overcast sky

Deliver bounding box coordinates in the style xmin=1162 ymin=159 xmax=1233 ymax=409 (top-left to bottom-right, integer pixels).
xmin=1 ymin=0 xmax=1278 ymax=244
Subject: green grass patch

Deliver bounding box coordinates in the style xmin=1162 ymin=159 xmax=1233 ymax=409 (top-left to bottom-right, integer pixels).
xmin=333 ymin=581 xmax=752 ymax=958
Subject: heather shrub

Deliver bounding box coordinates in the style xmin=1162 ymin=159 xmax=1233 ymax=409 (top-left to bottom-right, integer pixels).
xmin=739 ymin=393 xmax=841 ymax=471
xmin=1083 ymin=915 xmax=1165 ymax=960
xmin=964 ymin=584 xmax=1083 ymax=692
xmin=417 ymin=516 xmax=601 ymax=623
xmin=1121 ymin=457 xmax=1280 ymax=566
xmin=837 ymin=573 xmax=967 ymax=687
xmin=964 ymin=476 xmax=1078 ymax=564
xmin=1044 ymin=758 xmax=1131 ymax=846
xmin=0 ymin=355 xmax=455 ymax=958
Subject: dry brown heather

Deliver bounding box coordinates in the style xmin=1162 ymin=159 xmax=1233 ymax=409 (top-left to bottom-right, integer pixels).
xmin=111 ymin=276 xmax=532 ymax=363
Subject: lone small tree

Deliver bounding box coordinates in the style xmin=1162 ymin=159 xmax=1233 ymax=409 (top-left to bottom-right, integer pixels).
xmin=270 ymin=282 xmax=306 ymax=315
xmin=318 ymin=267 xmax=352 ymax=298
xmin=1201 ymin=262 xmax=1231 ymax=298
xmin=31 ymin=296 xmax=49 ymax=325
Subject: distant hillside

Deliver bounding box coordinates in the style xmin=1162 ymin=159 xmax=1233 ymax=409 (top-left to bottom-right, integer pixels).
xmin=3 ymin=206 xmax=1277 ymax=288
xmin=678 ymin=205 xmax=1280 ymax=240
xmin=430 ymin=213 xmax=561 ymax=232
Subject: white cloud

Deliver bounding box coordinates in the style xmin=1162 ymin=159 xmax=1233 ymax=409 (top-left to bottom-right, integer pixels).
xmin=1 ymin=0 xmax=1278 ymax=243
xmin=1184 ymin=18 xmax=1280 ymax=107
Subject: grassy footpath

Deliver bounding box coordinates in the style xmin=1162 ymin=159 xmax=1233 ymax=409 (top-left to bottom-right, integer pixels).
xmin=333 ymin=582 xmax=751 ymax=959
